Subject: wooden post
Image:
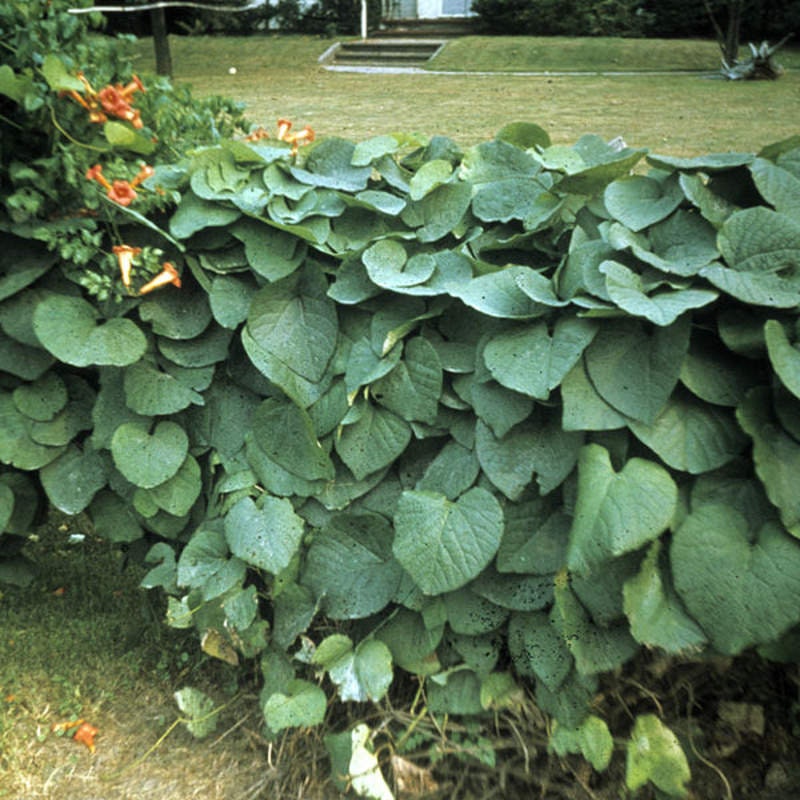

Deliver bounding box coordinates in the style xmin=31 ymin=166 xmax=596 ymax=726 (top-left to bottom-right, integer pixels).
xmin=150 ymin=7 xmax=173 ymax=77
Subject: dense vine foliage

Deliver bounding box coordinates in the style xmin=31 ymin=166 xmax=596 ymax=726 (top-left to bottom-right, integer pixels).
xmin=4 ymin=4 xmax=800 ymax=796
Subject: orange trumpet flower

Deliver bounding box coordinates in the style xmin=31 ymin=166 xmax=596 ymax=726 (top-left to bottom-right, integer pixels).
xmin=112 ymin=244 xmax=142 ymax=288
xmin=138 ymin=262 xmax=181 ymax=295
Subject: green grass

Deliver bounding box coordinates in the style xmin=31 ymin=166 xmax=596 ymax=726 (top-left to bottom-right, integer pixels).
xmin=428 ymin=35 xmax=730 ymax=72
xmin=127 ymin=35 xmax=800 ymax=155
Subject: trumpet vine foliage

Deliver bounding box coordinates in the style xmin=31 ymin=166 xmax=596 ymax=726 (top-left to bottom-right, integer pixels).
xmin=3 ymin=4 xmax=800 ymax=794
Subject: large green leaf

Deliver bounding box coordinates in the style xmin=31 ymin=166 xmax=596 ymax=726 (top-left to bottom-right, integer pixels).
xmin=567 ymin=444 xmax=677 ymax=574
xmin=679 ymin=333 xmax=757 ymax=406
xmin=628 ymin=392 xmax=747 ymax=473
xmin=476 ymin=415 xmax=582 ymax=500
xmin=0 ymin=236 xmax=57 ymax=302
xmin=450 ymin=266 xmax=550 ymax=319
xmin=39 ymin=445 xmax=107 ymax=515
xmin=702 ymin=207 xmax=800 ymax=308
xmin=250 ymin=397 xmax=335 ymax=481
xmin=393 ymin=487 xmax=503 ymax=595
xmin=177 ymin=525 xmax=246 ymax=601
xmin=416 ymin=440 xmax=480 ymax=500
xmin=497 ymin=496 xmax=570 ymax=575
xmin=335 ymin=402 xmax=410 ymax=480
xmin=561 ymin=359 xmax=628 ymax=431
xmin=453 ymin=375 xmax=534 ymax=438
xmin=231 ymin=218 xmax=306 ymax=282
xmin=623 ymin=541 xmax=707 ymax=653
xmin=375 ymin=607 xmax=443 ymax=675
xmin=371 ymin=336 xmax=442 ymax=424
xmin=584 ymin=316 xmax=690 ymax=424
xmin=138 ymin=283 xmax=212 ymax=340
xmin=170 ymin=191 xmax=242 ymax=239
xmin=672 ymin=504 xmax=800 ymax=654
xmin=123 ymin=361 xmax=202 ymax=415
xmin=737 ymin=387 xmax=800 ymax=537
xmin=303 ymin=511 xmax=402 ymax=619
xmin=90 ymin=490 xmax=143 ymax=545
xmin=552 ymin=581 xmax=638 ymax=677
xmin=483 ymin=317 xmax=597 ymax=399
xmin=104 ymin=121 xmax=156 ymax=155
xmin=508 ymin=610 xmax=572 ymax=691
xmin=262 ymin=679 xmax=328 ymax=733
xmin=604 ymin=173 xmax=684 ymax=231
xmin=244 ymin=265 xmax=337 ymax=405
xmin=33 ymin=296 xmax=147 ymax=368
xmin=12 ymin=373 xmax=67 ymax=422
xmin=225 ymin=495 xmax=305 ymax=575
xmin=291 ymin=137 xmax=372 ymax=191
xmin=600 ymin=260 xmax=717 ymax=326
xmin=443 ymin=587 xmax=508 ymax=635
xmin=111 ymin=420 xmax=189 ymax=489
xmin=145 ymin=454 xmax=202 ymax=517
xmin=750 ymin=156 xmax=800 ymax=214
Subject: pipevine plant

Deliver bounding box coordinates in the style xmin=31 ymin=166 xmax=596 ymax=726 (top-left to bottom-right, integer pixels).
xmin=3 ymin=3 xmax=800 ymax=797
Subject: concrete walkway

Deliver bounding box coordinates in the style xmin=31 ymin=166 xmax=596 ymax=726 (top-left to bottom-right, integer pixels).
xmin=323 ymin=64 xmax=721 ymax=77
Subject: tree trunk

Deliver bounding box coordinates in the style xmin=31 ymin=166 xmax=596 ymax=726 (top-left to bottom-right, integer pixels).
xmin=150 ymin=8 xmax=173 ymax=77
xmin=702 ymin=0 xmax=744 ymax=66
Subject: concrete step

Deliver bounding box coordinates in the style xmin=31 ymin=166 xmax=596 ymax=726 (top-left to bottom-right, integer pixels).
xmin=333 ymin=39 xmax=443 ymax=66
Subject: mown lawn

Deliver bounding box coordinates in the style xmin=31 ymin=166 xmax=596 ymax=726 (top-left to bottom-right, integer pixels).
xmin=126 ymin=34 xmax=800 ymax=155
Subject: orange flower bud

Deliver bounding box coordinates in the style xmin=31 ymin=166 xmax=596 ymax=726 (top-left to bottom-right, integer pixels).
xmin=121 ymin=74 xmax=145 ymax=98
xmin=85 ymin=164 xmax=111 ymax=191
xmin=138 ymin=263 xmax=181 ymax=295
xmin=112 ymin=244 xmax=142 ymax=288
xmin=276 ymin=118 xmax=292 ymax=140
xmin=130 ymin=165 xmax=154 ymax=188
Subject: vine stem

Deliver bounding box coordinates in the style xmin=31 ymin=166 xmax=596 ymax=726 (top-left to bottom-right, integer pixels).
xmin=100 ymin=695 xmax=238 ymax=781
xmin=49 ymin=105 xmax=108 ymax=152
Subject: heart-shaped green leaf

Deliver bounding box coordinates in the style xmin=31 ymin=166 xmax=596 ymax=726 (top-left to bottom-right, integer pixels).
xmin=251 ymin=397 xmax=334 ymax=481
xmin=303 ymin=511 xmax=402 ymax=619
xmin=111 ymin=420 xmax=189 ymax=489
xmin=604 ymin=173 xmax=684 ymax=231
xmin=567 ymin=444 xmax=677 ymax=574
xmin=671 ymin=504 xmax=800 ymax=654
xmin=483 ymin=317 xmax=597 ymax=399
xmin=628 ymin=393 xmax=747 ymax=474
xmin=393 ymin=487 xmax=503 ymax=595
xmin=174 ymin=687 xmax=219 ymax=739
xmin=600 ymin=260 xmax=717 ymax=326
xmin=584 ymin=316 xmax=690 ymax=424
xmin=335 ymin=402 xmax=410 ymax=481
xmin=623 ymin=541 xmax=707 ymax=653
xmin=13 ymin=372 xmax=67 ymax=422
xmin=262 ymin=679 xmax=327 ymax=732
xmin=34 ymin=296 xmax=147 ymax=368
xmin=39 ymin=445 xmax=107 ymax=515
xmin=225 ymin=495 xmax=305 ymax=575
